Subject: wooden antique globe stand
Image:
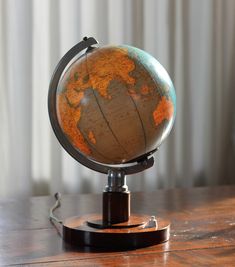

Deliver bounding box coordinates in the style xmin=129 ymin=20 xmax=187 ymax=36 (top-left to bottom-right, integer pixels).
xmin=48 ymin=37 xmax=170 ymax=249
xmin=63 ymin=168 xmax=170 ymax=249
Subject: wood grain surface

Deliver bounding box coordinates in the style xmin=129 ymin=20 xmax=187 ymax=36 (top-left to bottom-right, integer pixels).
xmin=1 ymin=186 xmax=235 ymax=266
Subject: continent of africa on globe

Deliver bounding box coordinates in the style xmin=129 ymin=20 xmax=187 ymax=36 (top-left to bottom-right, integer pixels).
xmin=56 ymin=45 xmax=176 ymax=165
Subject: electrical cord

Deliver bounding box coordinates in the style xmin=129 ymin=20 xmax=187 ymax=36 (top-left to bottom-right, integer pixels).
xmin=49 ymin=192 xmax=63 ymax=224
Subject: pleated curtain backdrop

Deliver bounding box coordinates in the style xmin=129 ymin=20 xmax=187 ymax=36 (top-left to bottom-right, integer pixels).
xmin=0 ymin=0 xmax=235 ymax=197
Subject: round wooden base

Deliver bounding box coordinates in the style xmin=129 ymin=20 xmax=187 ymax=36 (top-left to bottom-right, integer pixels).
xmin=63 ymin=214 xmax=170 ymax=249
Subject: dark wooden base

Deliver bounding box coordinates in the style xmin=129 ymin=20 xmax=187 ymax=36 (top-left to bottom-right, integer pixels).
xmin=63 ymin=214 xmax=170 ymax=249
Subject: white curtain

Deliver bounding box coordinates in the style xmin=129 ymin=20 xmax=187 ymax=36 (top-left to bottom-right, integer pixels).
xmin=0 ymin=0 xmax=235 ymax=197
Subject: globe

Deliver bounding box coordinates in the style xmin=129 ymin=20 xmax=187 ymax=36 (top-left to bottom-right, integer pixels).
xmin=55 ymin=44 xmax=176 ymax=165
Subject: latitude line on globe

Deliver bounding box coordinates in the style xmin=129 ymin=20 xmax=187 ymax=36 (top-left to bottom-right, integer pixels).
xmin=84 ymin=53 xmax=130 ymax=159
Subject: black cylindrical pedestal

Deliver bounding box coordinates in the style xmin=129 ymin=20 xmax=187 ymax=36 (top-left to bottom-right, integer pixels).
xmin=102 ymin=191 xmax=130 ymax=225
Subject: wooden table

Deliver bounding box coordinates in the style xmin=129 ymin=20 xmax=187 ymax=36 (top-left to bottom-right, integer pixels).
xmin=1 ymin=186 xmax=235 ymax=266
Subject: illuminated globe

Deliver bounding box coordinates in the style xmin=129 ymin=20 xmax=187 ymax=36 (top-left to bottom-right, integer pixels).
xmin=55 ymin=43 xmax=176 ymax=165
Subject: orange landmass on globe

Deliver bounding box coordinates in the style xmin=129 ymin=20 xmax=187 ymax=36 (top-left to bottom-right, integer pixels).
xmin=141 ymin=85 xmax=150 ymax=95
xmin=57 ymin=95 xmax=91 ymax=156
xmin=57 ymin=47 xmax=136 ymax=155
xmin=65 ymin=47 xmax=136 ymax=100
xmin=65 ymin=90 xmax=84 ymax=107
xmin=128 ymin=85 xmax=152 ymax=100
xmin=128 ymin=88 xmax=140 ymax=100
xmin=86 ymin=47 xmax=136 ymax=98
xmin=88 ymin=130 xmax=96 ymax=144
xmin=153 ymin=96 xmax=174 ymax=126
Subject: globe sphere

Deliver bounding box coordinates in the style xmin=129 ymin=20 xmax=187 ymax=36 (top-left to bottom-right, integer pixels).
xmin=56 ymin=45 xmax=176 ymax=164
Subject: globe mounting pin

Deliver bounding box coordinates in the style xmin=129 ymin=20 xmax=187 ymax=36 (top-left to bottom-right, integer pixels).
xmin=105 ymin=169 xmax=128 ymax=192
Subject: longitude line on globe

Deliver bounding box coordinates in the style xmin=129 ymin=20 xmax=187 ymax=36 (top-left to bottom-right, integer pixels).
xmin=84 ymin=52 xmax=131 ymax=158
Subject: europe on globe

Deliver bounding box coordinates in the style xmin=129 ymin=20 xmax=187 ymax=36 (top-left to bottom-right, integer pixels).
xmin=56 ymin=44 xmax=176 ymax=165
